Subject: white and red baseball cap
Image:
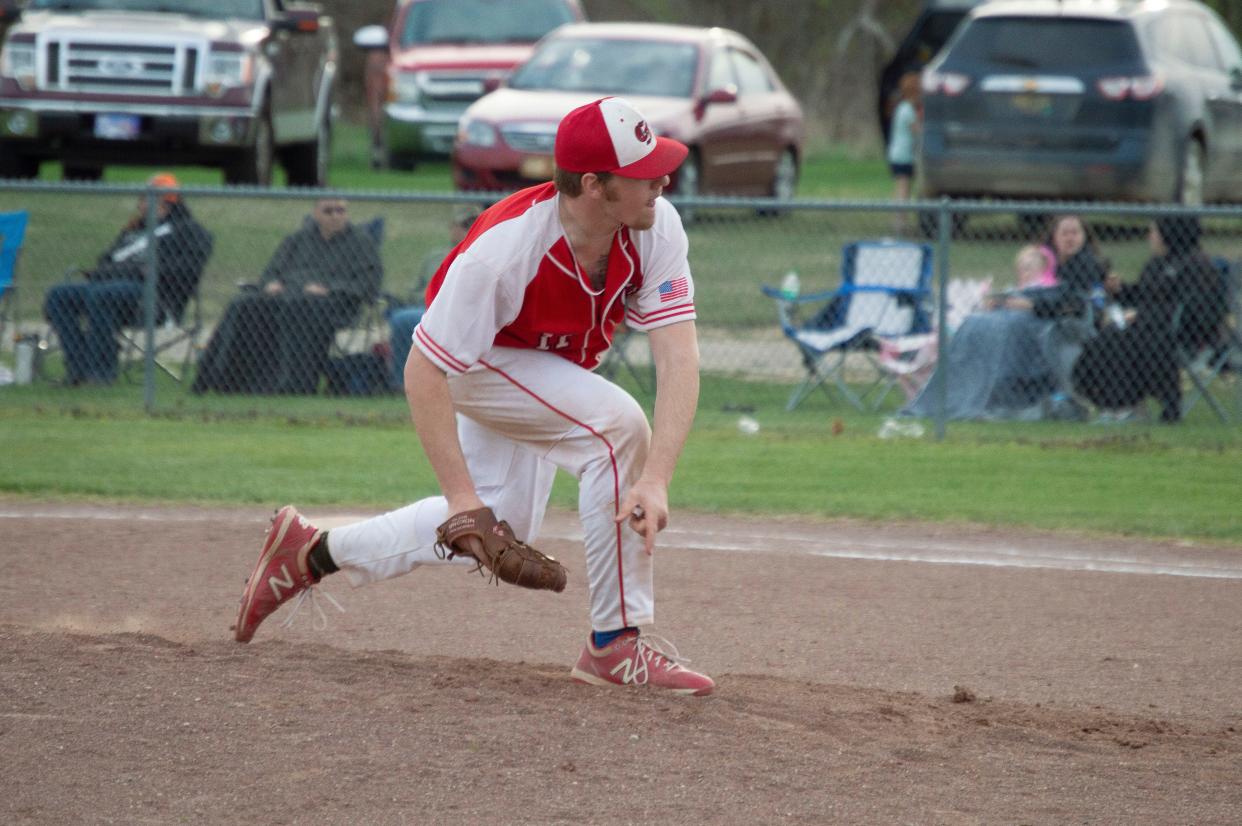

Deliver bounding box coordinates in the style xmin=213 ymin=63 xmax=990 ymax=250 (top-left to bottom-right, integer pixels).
xmin=554 ymin=97 xmax=688 ymax=179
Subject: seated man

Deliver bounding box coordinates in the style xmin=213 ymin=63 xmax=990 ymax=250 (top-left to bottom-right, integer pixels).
xmin=193 ymin=198 xmax=382 ymax=395
xmin=44 ymin=173 xmax=212 ymax=385
xmin=387 ymin=204 xmax=481 ymax=391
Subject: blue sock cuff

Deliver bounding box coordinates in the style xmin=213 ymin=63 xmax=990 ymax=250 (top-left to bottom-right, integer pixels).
xmin=592 ymin=627 xmax=635 ymax=648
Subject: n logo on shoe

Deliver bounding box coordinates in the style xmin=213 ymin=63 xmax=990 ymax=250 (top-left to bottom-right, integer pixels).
xmin=610 ymin=654 xmax=649 ymax=687
xmin=268 ymin=564 xmax=295 ymax=600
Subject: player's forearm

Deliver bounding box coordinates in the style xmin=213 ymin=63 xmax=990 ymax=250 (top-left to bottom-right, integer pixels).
xmin=642 ymin=321 xmax=700 ymax=486
xmin=404 ymin=348 xmax=483 ymax=512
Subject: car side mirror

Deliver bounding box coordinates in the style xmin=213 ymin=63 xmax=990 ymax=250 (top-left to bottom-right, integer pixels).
xmin=482 ymin=75 xmax=503 ymax=94
xmin=353 ymin=24 xmax=388 ymax=50
xmin=273 ymin=9 xmax=321 ymax=34
xmin=694 ymin=86 xmax=739 ymax=120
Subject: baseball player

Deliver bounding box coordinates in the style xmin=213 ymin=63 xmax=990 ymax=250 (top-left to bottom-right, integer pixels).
xmin=234 ymin=97 xmax=713 ymax=696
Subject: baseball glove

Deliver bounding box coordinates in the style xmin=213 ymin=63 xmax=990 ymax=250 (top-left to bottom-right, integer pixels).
xmin=435 ymin=507 xmax=567 ymax=593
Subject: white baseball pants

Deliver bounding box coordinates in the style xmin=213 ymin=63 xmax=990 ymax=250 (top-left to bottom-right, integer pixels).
xmin=326 ymin=346 xmax=655 ymax=631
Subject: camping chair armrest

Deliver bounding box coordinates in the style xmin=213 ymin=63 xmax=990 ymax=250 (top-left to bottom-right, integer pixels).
xmin=840 ymin=284 xmax=930 ymax=297
xmin=759 ymin=284 xmax=842 ymax=303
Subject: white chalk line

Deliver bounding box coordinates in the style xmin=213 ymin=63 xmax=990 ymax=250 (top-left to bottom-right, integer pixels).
xmin=3 ymin=508 xmax=1239 ymax=580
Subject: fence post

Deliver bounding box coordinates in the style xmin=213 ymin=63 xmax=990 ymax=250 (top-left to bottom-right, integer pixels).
xmin=142 ymin=184 xmax=158 ymax=412
xmin=932 ymin=197 xmax=952 ymax=441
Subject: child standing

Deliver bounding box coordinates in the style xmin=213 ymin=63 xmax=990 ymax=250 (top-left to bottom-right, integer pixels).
xmin=887 ymin=71 xmax=922 ymax=234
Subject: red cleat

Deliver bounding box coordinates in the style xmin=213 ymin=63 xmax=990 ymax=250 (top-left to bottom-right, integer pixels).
xmin=570 ymin=630 xmax=714 ymax=696
xmin=234 ymin=506 xmax=324 ymax=643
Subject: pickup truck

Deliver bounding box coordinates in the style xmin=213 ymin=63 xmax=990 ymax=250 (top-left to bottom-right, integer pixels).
xmin=0 ymin=0 xmax=336 ymax=185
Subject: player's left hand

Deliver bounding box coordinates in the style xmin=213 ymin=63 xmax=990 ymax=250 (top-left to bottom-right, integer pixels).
xmin=616 ymin=479 xmax=669 ymax=555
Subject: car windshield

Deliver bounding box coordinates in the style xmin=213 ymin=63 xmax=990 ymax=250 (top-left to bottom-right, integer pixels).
xmin=28 ymin=0 xmax=263 ymax=18
xmin=949 ymin=17 xmax=1141 ymax=70
xmin=509 ymin=37 xmax=699 ymax=98
xmin=401 ymin=0 xmax=575 ymax=46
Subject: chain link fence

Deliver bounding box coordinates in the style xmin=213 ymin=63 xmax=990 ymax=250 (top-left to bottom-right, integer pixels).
xmin=1 ymin=182 xmax=1239 ymax=433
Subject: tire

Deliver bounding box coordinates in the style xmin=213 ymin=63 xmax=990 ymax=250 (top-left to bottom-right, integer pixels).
xmin=224 ymin=110 xmax=274 ymax=186
xmin=673 ymin=149 xmax=700 ymax=224
xmin=1177 ymin=138 xmax=1205 ymax=206
xmin=387 ymin=151 xmax=418 ymax=172
xmin=62 ymin=164 xmax=103 ymax=181
xmin=758 ymin=148 xmax=798 ymax=217
xmin=0 ymin=145 xmax=39 ymax=179
xmin=1017 ymin=212 xmax=1049 ymax=240
xmin=282 ymin=115 xmax=331 ymax=187
xmin=918 ymin=209 xmax=968 ymax=239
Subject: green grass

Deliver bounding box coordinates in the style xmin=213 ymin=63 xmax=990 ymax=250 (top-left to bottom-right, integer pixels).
xmin=10 ymin=120 xmax=1239 ymax=329
xmin=1 ymin=398 xmax=1238 ymax=543
xmin=3 ymin=119 xmax=1240 ymax=545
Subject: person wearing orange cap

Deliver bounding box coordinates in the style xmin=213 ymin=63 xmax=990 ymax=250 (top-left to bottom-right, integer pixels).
xmin=43 ymin=173 xmax=212 ymax=385
xmin=233 ymin=97 xmax=715 ymax=696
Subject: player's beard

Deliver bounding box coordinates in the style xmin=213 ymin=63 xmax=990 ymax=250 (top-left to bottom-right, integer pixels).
xmin=604 ymin=181 xmax=657 ymax=231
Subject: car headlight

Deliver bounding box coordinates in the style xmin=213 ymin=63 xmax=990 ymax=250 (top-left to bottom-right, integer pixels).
xmin=204 ymin=49 xmax=254 ymax=96
xmin=458 ymin=116 xmax=497 ymax=148
xmin=0 ymin=42 xmax=37 ymax=90
xmin=390 ymin=70 xmax=426 ymax=106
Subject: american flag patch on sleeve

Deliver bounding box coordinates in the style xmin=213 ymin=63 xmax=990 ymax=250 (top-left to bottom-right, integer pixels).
xmin=657 ymin=277 xmax=689 ymax=303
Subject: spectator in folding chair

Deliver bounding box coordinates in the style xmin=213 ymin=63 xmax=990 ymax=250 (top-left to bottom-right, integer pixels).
xmin=902 ymin=218 xmax=1106 ymax=421
xmin=1072 ymin=215 xmax=1227 ymax=423
xmin=43 ymin=173 xmax=212 ymax=386
xmin=193 ymin=198 xmax=382 ymax=395
xmin=386 ymin=204 xmax=483 ymax=391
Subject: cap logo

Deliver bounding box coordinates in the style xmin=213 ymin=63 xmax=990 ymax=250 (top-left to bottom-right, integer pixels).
xmin=634 ymin=120 xmax=652 ymax=145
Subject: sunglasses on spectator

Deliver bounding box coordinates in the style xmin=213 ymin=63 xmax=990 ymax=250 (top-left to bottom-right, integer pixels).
xmin=319 ymin=206 xmax=347 ymax=215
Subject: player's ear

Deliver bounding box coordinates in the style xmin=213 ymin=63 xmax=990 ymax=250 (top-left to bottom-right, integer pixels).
xmin=580 ymin=173 xmax=608 ymax=200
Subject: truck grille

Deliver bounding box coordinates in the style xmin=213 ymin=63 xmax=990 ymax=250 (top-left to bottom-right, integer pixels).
xmin=42 ymin=38 xmax=201 ymax=95
xmin=421 ymin=73 xmax=487 ymax=102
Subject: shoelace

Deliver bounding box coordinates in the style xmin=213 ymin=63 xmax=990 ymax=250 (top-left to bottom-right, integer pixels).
xmin=280 ymin=584 xmax=345 ymax=631
xmin=635 ymin=633 xmax=690 ymax=673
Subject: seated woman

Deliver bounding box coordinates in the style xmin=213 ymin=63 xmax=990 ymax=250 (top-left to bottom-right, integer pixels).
xmin=1072 ymin=215 xmax=1227 ymax=423
xmin=903 ymin=214 xmax=1107 ymax=420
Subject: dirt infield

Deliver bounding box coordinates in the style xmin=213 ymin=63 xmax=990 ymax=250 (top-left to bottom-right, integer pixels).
xmin=3 ymin=499 xmax=1241 ymax=825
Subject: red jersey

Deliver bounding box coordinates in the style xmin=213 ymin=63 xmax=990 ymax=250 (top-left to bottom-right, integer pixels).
xmin=415 ymin=182 xmax=695 ymax=375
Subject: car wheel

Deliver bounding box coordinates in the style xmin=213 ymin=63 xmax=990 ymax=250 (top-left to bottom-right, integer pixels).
xmin=1017 ymin=212 xmax=1049 ymax=240
xmin=224 ymin=110 xmax=274 ymax=186
xmin=283 ymin=114 xmax=331 ymax=187
xmin=1177 ymin=138 xmax=1205 ymax=206
xmin=63 ymin=164 xmax=103 ymax=181
xmin=0 ymin=146 xmax=39 ymax=179
xmin=387 ymin=151 xmax=418 ymax=172
xmin=918 ymin=209 xmax=968 ymax=239
xmin=673 ymin=149 xmax=700 ymax=224
xmin=758 ymin=148 xmax=798 ymax=217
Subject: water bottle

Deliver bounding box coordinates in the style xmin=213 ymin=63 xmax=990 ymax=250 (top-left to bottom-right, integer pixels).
xmin=779 ymin=270 xmax=800 ymax=301
xmin=14 ymin=335 xmax=36 ymax=386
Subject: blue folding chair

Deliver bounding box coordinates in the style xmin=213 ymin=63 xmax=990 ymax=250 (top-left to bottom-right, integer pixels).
xmin=762 ymin=239 xmax=933 ymax=411
xmin=0 ymin=209 xmax=30 ymax=350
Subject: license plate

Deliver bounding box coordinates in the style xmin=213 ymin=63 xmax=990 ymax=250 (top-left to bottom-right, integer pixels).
xmin=1011 ymin=93 xmax=1053 ymax=117
xmin=94 ymin=113 xmax=141 ymax=140
xmin=519 ymin=155 xmax=555 ymax=180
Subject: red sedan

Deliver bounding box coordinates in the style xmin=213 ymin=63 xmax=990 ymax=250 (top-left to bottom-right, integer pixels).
xmin=452 ymin=22 xmax=804 ymax=201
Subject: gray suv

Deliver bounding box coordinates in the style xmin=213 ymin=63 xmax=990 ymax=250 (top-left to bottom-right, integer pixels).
xmin=920 ymin=0 xmax=1242 ymax=206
